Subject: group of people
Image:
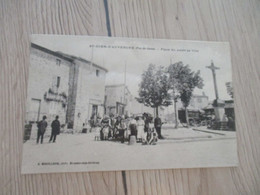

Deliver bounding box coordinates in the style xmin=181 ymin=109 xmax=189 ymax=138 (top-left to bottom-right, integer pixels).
xmin=98 ymin=113 xmax=165 ymax=144
xmin=207 ymin=113 xmax=235 ymax=130
xmin=36 ymin=115 xmax=60 ymax=144
xmin=36 ymin=112 xmax=164 ymax=145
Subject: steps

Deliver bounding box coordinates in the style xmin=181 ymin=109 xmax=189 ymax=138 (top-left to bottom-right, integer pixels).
xmin=212 ymin=121 xmax=229 ymax=130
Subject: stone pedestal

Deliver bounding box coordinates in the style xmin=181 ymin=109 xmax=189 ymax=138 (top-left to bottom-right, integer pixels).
xmin=214 ymin=106 xmax=225 ymax=121
xmin=24 ymin=124 xmax=32 ymax=142
xmin=212 ymin=99 xmax=228 ymax=130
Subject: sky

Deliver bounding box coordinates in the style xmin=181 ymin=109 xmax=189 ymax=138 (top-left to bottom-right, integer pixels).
xmin=31 ymin=35 xmax=233 ymax=101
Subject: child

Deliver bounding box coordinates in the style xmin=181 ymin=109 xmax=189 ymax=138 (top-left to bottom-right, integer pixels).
xmin=142 ymin=128 xmax=158 ymax=145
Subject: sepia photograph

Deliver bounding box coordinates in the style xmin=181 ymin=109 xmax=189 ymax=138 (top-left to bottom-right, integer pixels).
xmin=22 ymin=35 xmax=237 ymax=174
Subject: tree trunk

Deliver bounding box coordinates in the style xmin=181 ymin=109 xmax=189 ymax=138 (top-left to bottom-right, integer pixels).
xmin=185 ymin=106 xmax=189 ymax=128
xmin=174 ymin=100 xmax=178 ymax=129
xmin=155 ymin=107 xmax=159 ymax=118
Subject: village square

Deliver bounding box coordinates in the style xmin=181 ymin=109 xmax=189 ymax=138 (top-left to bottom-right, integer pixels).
xmin=22 ymin=37 xmax=237 ymax=173
xmin=24 ymin=42 xmax=235 ymax=142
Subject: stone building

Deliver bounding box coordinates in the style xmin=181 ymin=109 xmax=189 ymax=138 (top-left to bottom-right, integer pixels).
xmin=104 ymin=84 xmax=129 ymax=116
xmin=177 ymin=92 xmax=209 ymax=111
xmin=175 ymin=92 xmax=209 ymax=125
xmin=104 ymin=84 xmax=153 ymax=116
xmin=188 ymin=92 xmax=209 ymax=110
xmin=26 ymin=43 xmax=107 ymax=133
xmin=203 ymin=100 xmax=234 ymax=117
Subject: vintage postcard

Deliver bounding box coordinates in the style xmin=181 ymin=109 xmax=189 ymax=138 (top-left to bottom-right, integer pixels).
xmin=22 ymin=35 xmax=237 ymax=174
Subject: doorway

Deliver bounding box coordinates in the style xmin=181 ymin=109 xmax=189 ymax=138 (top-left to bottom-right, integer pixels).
xmin=92 ymin=105 xmax=98 ymax=117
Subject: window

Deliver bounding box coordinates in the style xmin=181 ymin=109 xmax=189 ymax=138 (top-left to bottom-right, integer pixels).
xmin=96 ymin=69 xmax=99 ymax=77
xmin=56 ymin=76 xmax=60 ymax=88
xmin=104 ymin=95 xmax=107 ymax=104
xmin=92 ymin=105 xmax=98 ymax=116
xmin=56 ymin=59 xmax=61 ymax=66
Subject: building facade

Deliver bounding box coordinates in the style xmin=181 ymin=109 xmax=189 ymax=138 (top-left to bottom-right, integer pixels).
xmin=177 ymin=92 xmax=209 ymax=111
xmin=104 ymin=84 xmax=129 ymax=116
xmin=188 ymin=92 xmax=209 ymax=110
xmin=104 ymin=84 xmax=153 ymax=116
xmin=26 ymin=43 xmax=107 ymax=132
xmin=203 ymin=100 xmax=234 ymax=117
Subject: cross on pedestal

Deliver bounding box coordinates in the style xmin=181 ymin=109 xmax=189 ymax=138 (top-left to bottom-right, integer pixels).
xmin=206 ymin=60 xmax=220 ymax=100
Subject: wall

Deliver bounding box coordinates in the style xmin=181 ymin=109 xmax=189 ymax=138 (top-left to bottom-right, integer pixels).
xmin=176 ymin=94 xmax=209 ymax=111
xmin=126 ymin=95 xmax=154 ymax=116
xmin=105 ymin=85 xmax=154 ymax=116
xmin=105 ymin=85 xmax=125 ymax=115
xmin=73 ymin=60 xmax=106 ymax=130
xmin=26 ymin=46 xmax=71 ymax=126
xmin=189 ymin=95 xmax=209 ymax=110
xmin=66 ymin=62 xmax=79 ymax=128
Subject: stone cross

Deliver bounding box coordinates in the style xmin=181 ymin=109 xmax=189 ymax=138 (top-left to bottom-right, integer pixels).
xmin=206 ymin=60 xmax=220 ymax=100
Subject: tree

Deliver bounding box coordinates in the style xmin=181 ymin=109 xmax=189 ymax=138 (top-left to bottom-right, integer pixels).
xmin=136 ymin=64 xmax=172 ymax=117
xmin=174 ymin=63 xmax=204 ymax=127
xmin=225 ymin=82 xmax=234 ymax=99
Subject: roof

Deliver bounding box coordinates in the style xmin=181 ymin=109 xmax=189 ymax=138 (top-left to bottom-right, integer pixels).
xmin=224 ymin=100 xmax=234 ymax=108
xmin=105 ymin=84 xmax=125 ymax=88
xmin=57 ymin=51 xmax=108 ymax=72
xmin=31 ymin=43 xmax=108 ymax=72
xmin=179 ymin=108 xmax=204 ymax=112
xmin=192 ymin=94 xmax=208 ymax=99
xmin=31 ymin=43 xmax=74 ymax=62
xmin=203 ymin=100 xmax=234 ymax=110
xmin=203 ymin=103 xmax=214 ymax=110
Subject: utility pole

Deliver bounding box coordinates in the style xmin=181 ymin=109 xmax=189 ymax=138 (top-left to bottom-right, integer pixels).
xmin=123 ymin=61 xmax=126 ymax=114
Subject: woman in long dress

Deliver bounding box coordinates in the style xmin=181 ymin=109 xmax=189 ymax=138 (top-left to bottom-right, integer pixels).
xmin=136 ymin=116 xmax=145 ymax=142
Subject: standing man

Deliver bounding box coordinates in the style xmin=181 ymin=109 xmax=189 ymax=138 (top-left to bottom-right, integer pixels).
xmin=154 ymin=116 xmax=164 ymax=139
xmin=143 ymin=113 xmax=150 ymax=133
xmin=109 ymin=114 xmax=115 ymax=138
xmin=49 ymin=115 xmax=60 ymax=143
xmin=37 ymin=115 xmax=48 ymax=144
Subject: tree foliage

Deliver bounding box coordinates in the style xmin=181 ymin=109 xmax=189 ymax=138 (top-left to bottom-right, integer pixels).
xmin=136 ymin=64 xmax=172 ymax=110
xmin=225 ymin=82 xmax=234 ymax=99
xmin=137 ymin=62 xmax=204 ymax=122
xmin=168 ymin=62 xmax=184 ymax=101
xmin=168 ymin=62 xmax=203 ymax=106
xmin=168 ymin=62 xmax=204 ymax=127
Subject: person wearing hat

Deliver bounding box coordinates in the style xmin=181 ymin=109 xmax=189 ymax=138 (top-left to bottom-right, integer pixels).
xmin=49 ymin=115 xmax=60 ymax=143
xmin=154 ymin=115 xmax=164 ymax=139
xmin=37 ymin=115 xmax=48 ymax=144
xmin=114 ymin=115 xmax=127 ymax=143
xmin=109 ymin=114 xmax=116 ymax=137
xmin=100 ymin=115 xmax=110 ymax=140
